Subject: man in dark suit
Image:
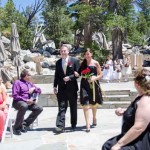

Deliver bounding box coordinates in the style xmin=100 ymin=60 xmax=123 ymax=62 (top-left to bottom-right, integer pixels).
xmin=53 ymin=45 xmax=80 ymax=132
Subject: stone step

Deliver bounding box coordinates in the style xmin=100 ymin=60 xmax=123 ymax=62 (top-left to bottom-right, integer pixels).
xmin=102 ymin=101 xmax=131 ymax=109
xmin=38 ymin=92 xmax=132 ymax=108
xmin=103 ymin=95 xmax=131 ymax=101
xmin=30 ymin=74 xmax=134 ymax=84
xmin=31 ymin=83 xmax=136 ymax=108
xmin=38 ymin=94 xmax=131 ymax=108
xmin=31 ymin=75 xmax=54 ymax=84
xmin=104 ymin=90 xmax=130 ymax=95
xmin=7 ymin=82 xmax=137 ymax=109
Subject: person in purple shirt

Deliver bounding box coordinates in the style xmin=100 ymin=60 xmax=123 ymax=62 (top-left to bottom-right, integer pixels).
xmin=12 ymin=69 xmax=43 ymax=135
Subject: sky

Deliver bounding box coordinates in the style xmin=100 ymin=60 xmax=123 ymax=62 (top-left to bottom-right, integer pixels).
xmin=1 ymin=0 xmax=35 ymax=10
xmin=1 ymin=0 xmax=42 ymax=20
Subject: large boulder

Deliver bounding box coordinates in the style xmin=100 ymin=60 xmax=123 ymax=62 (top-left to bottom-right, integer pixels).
xmin=23 ymin=61 xmax=36 ymax=71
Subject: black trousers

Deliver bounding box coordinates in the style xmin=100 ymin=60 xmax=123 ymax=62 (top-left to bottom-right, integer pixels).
xmin=56 ymin=90 xmax=77 ymax=128
xmin=13 ymin=100 xmax=43 ymax=130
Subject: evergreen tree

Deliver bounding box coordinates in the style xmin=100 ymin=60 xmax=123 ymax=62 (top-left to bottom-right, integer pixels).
xmin=42 ymin=0 xmax=74 ymax=47
xmin=135 ymin=0 xmax=150 ymax=36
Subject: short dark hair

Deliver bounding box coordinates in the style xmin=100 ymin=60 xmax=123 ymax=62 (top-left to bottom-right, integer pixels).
xmin=20 ymin=69 xmax=30 ymax=79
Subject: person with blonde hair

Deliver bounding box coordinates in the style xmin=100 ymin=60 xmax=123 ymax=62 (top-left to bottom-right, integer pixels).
xmin=113 ymin=59 xmax=122 ymax=82
xmin=122 ymin=53 xmax=132 ymax=81
xmin=0 ymin=77 xmax=8 ymax=141
xmin=102 ymin=55 xmax=114 ymax=82
xmin=102 ymin=68 xmax=150 ymax=150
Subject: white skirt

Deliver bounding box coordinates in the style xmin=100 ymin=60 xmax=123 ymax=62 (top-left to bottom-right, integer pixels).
xmin=113 ymin=71 xmax=122 ymax=80
xmin=122 ymin=65 xmax=132 ymax=75
xmin=102 ymin=68 xmax=111 ymax=80
xmin=102 ymin=66 xmax=114 ymax=80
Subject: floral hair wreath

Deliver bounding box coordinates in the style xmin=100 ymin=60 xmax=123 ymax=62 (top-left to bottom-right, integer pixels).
xmin=141 ymin=69 xmax=150 ymax=82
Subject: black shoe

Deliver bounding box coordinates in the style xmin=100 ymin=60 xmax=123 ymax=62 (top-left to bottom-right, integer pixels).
xmin=55 ymin=127 xmax=65 ymax=132
xmin=92 ymin=119 xmax=97 ymax=127
xmin=92 ymin=123 xmax=97 ymax=127
xmin=86 ymin=129 xmax=90 ymax=133
xmin=21 ymin=125 xmax=28 ymax=133
xmin=86 ymin=124 xmax=90 ymax=133
xmin=13 ymin=127 xmax=21 ymax=135
xmin=71 ymin=125 xmax=76 ymax=131
xmin=22 ymin=121 xmax=27 ymax=126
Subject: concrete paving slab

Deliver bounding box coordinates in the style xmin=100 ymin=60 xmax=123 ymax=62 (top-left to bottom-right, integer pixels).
xmin=1 ymin=81 xmax=137 ymax=149
xmin=1 ymin=108 xmax=122 ymax=150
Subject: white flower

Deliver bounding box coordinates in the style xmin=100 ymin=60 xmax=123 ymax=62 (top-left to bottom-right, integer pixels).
xmin=145 ymin=75 xmax=150 ymax=81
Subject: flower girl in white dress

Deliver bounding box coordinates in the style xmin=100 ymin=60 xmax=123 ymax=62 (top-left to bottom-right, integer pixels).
xmin=102 ymin=55 xmax=114 ymax=82
xmin=113 ymin=59 xmax=122 ymax=82
xmin=122 ymin=54 xmax=132 ymax=81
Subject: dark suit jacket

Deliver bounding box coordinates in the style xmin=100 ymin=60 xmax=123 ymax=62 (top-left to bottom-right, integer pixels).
xmin=54 ymin=57 xmax=80 ymax=93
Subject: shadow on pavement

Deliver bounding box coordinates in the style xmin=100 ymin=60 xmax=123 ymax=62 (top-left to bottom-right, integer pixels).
xmin=30 ymin=125 xmax=86 ymax=134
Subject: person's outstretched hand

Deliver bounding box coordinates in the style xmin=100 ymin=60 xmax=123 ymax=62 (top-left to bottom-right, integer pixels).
xmin=88 ymin=76 xmax=97 ymax=83
xmin=29 ymin=87 xmax=35 ymax=94
xmin=53 ymin=87 xmax=58 ymax=95
xmin=111 ymin=144 xmax=121 ymax=150
xmin=115 ymin=107 xmax=126 ymax=116
xmin=63 ymin=76 xmax=70 ymax=82
xmin=26 ymin=99 xmax=35 ymax=105
xmin=74 ymin=71 xmax=79 ymax=77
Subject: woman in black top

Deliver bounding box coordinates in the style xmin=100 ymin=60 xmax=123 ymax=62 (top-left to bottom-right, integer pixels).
xmin=102 ymin=68 xmax=150 ymax=150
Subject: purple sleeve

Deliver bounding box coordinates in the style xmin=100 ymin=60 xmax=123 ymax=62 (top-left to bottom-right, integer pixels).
xmin=31 ymin=83 xmax=41 ymax=94
xmin=12 ymin=81 xmax=27 ymax=101
xmin=34 ymin=87 xmax=41 ymax=94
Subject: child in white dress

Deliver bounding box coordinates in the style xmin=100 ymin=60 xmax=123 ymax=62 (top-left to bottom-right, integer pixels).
xmin=102 ymin=55 xmax=114 ymax=82
xmin=122 ymin=54 xmax=132 ymax=81
xmin=113 ymin=59 xmax=122 ymax=82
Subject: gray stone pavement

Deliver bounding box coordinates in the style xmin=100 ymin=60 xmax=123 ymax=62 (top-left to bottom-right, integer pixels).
xmin=0 ymin=81 xmax=137 ymax=150
xmin=1 ymin=108 xmax=122 ymax=150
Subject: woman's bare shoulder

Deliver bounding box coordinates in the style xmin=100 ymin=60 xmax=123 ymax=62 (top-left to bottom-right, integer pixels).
xmin=0 ymin=83 xmax=7 ymax=92
xmin=93 ymin=59 xmax=99 ymax=65
xmin=139 ymin=95 xmax=150 ymax=106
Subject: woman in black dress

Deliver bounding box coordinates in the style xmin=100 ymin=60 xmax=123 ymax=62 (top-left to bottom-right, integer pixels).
xmin=102 ymin=68 xmax=150 ymax=150
xmin=77 ymin=48 xmax=103 ymax=132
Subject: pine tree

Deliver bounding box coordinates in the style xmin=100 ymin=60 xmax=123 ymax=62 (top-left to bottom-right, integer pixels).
xmin=42 ymin=0 xmax=74 ymax=47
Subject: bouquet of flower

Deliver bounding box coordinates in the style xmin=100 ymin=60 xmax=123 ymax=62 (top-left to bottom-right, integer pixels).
xmin=81 ymin=68 xmax=94 ymax=89
xmin=104 ymin=64 xmax=109 ymax=69
xmin=117 ymin=69 xmax=121 ymax=73
xmin=124 ymin=63 xmax=129 ymax=67
xmin=81 ymin=68 xmax=99 ymax=101
xmin=81 ymin=68 xmax=93 ymax=79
